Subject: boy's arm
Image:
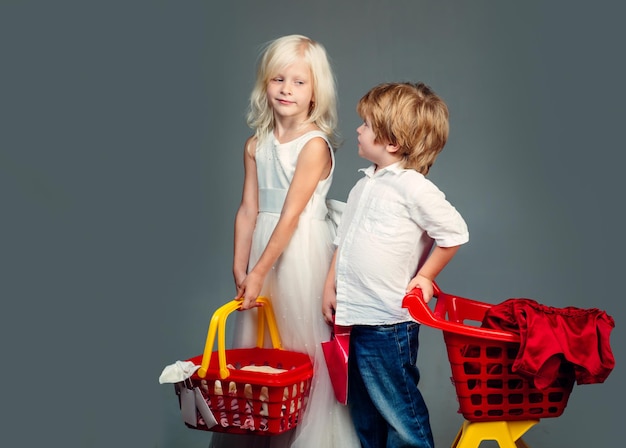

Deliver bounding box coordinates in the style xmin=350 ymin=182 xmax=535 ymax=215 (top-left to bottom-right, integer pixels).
xmin=407 ymin=245 xmax=460 ymax=303
xmin=322 ymin=249 xmax=339 ymax=325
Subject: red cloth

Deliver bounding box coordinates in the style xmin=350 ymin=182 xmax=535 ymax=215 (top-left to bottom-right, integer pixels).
xmin=482 ymin=298 xmax=615 ymax=389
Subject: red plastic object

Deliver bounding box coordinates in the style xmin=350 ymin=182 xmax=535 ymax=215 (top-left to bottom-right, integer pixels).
xmin=176 ymin=298 xmax=314 ymax=435
xmin=182 ymin=348 xmax=314 ymax=435
xmin=403 ymin=285 xmax=575 ymax=422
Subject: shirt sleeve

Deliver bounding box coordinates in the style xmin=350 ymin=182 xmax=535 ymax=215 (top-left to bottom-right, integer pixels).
xmin=409 ymin=178 xmax=469 ymax=247
xmin=333 ymin=179 xmax=362 ymax=246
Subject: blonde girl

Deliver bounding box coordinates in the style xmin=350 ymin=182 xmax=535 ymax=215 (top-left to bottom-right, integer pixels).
xmin=210 ymin=34 xmax=359 ymax=448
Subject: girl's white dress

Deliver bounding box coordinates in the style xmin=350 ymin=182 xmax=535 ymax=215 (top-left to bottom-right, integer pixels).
xmin=209 ymin=131 xmax=359 ymax=448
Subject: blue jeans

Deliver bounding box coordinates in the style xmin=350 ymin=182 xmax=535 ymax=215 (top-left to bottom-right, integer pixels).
xmin=348 ymin=322 xmax=434 ymax=448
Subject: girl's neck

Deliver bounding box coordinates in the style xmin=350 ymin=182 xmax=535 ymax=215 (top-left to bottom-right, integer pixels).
xmin=273 ymin=120 xmax=318 ymax=144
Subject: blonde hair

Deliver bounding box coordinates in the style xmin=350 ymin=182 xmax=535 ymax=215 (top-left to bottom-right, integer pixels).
xmin=357 ymin=82 xmax=449 ymax=174
xmin=247 ymin=34 xmax=339 ymax=149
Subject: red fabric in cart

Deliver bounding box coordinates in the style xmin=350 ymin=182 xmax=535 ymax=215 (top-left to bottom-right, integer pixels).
xmin=482 ymin=298 xmax=615 ymax=389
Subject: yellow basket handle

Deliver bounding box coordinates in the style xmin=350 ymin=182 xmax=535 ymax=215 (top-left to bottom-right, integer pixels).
xmin=196 ymin=297 xmax=282 ymax=379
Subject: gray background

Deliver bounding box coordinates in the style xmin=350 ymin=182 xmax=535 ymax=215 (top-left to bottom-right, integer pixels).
xmin=2 ymin=1 xmax=624 ymax=447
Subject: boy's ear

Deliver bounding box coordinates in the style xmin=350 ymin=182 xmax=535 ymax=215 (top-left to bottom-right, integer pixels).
xmin=386 ymin=142 xmax=400 ymax=154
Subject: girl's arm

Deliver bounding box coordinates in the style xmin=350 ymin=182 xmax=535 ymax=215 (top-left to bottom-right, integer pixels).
xmin=233 ymin=137 xmax=259 ymax=295
xmin=238 ymin=136 xmax=331 ymax=309
xmin=407 ymin=245 xmax=460 ymax=303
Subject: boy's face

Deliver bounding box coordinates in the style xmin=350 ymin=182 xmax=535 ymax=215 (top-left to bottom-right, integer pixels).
xmin=356 ymin=118 xmax=391 ymax=165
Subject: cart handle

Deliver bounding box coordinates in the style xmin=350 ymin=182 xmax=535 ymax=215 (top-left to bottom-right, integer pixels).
xmin=402 ymin=284 xmax=519 ymax=343
xmin=197 ymin=296 xmax=282 ymax=379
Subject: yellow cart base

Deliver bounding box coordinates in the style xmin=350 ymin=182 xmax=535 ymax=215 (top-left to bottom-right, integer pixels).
xmin=451 ymin=420 xmax=539 ymax=448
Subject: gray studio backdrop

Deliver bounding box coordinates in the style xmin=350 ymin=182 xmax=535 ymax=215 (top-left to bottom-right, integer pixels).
xmin=2 ymin=1 xmax=624 ymax=447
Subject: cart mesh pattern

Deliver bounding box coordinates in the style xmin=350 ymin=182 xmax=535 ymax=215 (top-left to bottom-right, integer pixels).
xmin=445 ymin=331 xmax=575 ymax=422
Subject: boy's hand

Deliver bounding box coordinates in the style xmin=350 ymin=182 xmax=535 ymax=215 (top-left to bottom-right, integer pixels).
xmin=322 ymin=287 xmax=337 ymax=325
xmin=407 ymin=274 xmax=434 ymax=303
xmin=323 ymin=249 xmax=339 ymax=325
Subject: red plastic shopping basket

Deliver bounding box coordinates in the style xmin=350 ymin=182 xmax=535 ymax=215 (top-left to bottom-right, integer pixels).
xmin=176 ymin=297 xmax=314 ymax=435
xmin=402 ymin=285 xmax=575 ymax=422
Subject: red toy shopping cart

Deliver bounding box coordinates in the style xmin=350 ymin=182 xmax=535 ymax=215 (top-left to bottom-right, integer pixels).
xmin=402 ymin=284 xmax=576 ymax=448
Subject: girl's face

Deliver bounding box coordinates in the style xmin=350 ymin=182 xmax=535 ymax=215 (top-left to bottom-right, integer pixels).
xmin=266 ymin=57 xmax=314 ymax=122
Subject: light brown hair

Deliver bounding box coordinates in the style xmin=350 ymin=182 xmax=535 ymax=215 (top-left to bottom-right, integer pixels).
xmin=357 ymin=82 xmax=449 ymax=174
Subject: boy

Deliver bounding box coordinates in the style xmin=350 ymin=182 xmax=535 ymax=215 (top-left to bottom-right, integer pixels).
xmin=323 ymin=82 xmax=469 ymax=448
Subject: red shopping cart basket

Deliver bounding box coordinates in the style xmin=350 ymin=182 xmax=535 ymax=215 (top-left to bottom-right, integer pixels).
xmin=176 ymin=297 xmax=314 ymax=435
xmin=402 ymin=285 xmax=575 ymax=422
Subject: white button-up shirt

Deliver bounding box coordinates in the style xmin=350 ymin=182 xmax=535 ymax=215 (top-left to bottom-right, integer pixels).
xmin=334 ymin=162 xmax=469 ymax=326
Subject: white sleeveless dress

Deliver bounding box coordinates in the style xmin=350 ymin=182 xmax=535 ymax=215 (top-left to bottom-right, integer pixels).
xmin=209 ymin=131 xmax=360 ymax=448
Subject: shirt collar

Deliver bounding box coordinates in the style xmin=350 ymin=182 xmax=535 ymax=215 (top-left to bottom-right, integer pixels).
xmin=358 ymin=161 xmax=404 ymax=178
